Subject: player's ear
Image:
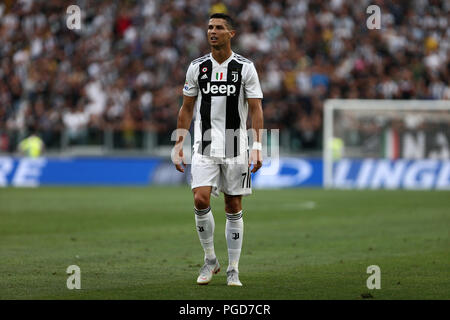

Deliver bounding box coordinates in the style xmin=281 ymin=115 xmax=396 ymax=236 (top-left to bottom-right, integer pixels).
xmin=229 ymin=30 xmax=236 ymax=39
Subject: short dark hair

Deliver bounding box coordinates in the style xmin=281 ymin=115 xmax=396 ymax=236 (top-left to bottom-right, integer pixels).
xmin=209 ymin=13 xmax=235 ymax=30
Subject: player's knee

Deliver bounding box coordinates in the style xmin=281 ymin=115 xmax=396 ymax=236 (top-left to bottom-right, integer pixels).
xmin=225 ymin=199 xmax=241 ymax=214
xmin=225 ymin=207 xmax=241 ymax=214
xmin=194 ymin=192 xmax=210 ymax=210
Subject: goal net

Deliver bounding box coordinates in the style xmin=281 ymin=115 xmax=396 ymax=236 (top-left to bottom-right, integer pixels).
xmin=323 ymin=100 xmax=450 ymax=189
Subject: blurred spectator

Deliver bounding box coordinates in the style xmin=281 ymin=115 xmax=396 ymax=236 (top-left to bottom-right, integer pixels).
xmin=0 ymin=0 xmax=448 ymax=153
xmin=62 ymin=99 xmax=89 ymax=145
xmin=18 ymin=125 xmax=44 ymax=157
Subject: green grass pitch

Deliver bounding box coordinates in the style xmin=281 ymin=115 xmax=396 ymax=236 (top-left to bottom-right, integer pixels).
xmin=0 ymin=186 xmax=449 ymax=300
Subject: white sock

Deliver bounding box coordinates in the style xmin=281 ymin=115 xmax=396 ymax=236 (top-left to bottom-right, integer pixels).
xmin=225 ymin=211 xmax=244 ymax=272
xmin=194 ymin=206 xmax=216 ymax=262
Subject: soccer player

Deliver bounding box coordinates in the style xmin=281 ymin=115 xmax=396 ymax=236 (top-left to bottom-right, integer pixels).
xmin=173 ymin=13 xmax=264 ymax=286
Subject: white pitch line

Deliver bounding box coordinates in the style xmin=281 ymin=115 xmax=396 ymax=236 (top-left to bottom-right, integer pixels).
xmin=282 ymin=201 xmax=317 ymax=210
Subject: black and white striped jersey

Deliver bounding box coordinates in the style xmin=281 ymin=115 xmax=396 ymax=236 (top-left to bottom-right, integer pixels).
xmin=183 ymin=51 xmax=263 ymax=158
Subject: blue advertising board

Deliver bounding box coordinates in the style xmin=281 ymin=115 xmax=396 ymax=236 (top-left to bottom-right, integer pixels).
xmin=332 ymin=159 xmax=450 ymax=190
xmin=251 ymin=158 xmax=322 ymax=188
xmin=0 ymin=157 xmax=162 ymax=187
xmin=0 ymin=156 xmax=448 ymax=189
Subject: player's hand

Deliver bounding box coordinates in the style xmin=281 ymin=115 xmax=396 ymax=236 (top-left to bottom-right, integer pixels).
xmin=172 ymin=145 xmax=186 ymax=173
xmin=249 ymin=149 xmax=263 ymax=173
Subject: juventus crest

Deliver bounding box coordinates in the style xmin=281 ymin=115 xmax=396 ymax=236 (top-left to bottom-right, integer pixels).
xmin=231 ymin=71 xmax=238 ymax=82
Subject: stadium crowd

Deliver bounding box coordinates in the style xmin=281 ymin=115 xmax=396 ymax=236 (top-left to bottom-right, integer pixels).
xmin=0 ymin=0 xmax=449 ymax=152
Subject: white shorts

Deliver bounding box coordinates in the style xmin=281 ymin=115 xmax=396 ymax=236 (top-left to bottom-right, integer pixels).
xmin=191 ymin=152 xmax=252 ymax=197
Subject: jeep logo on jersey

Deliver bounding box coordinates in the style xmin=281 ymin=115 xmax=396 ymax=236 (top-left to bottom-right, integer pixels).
xmin=202 ymin=82 xmax=237 ymax=96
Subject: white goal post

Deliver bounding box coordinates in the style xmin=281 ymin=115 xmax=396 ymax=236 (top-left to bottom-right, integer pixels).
xmin=323 ymin=99 xmax=450 ymax=189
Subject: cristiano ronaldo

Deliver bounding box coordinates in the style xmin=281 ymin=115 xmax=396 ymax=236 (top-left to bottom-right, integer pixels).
xmin=173 ymin=13 xmax=264 ymax=286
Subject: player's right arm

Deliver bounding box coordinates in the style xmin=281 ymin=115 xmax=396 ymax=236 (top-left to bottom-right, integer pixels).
xmin=173 ymin=94 xmax=196 ymax=173
xmin=174 ymin=63 xmax=199 ymax=173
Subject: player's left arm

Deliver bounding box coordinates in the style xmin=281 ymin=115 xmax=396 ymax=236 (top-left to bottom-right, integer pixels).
xmin=248 ymin=98 xmax=264 ymax=173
